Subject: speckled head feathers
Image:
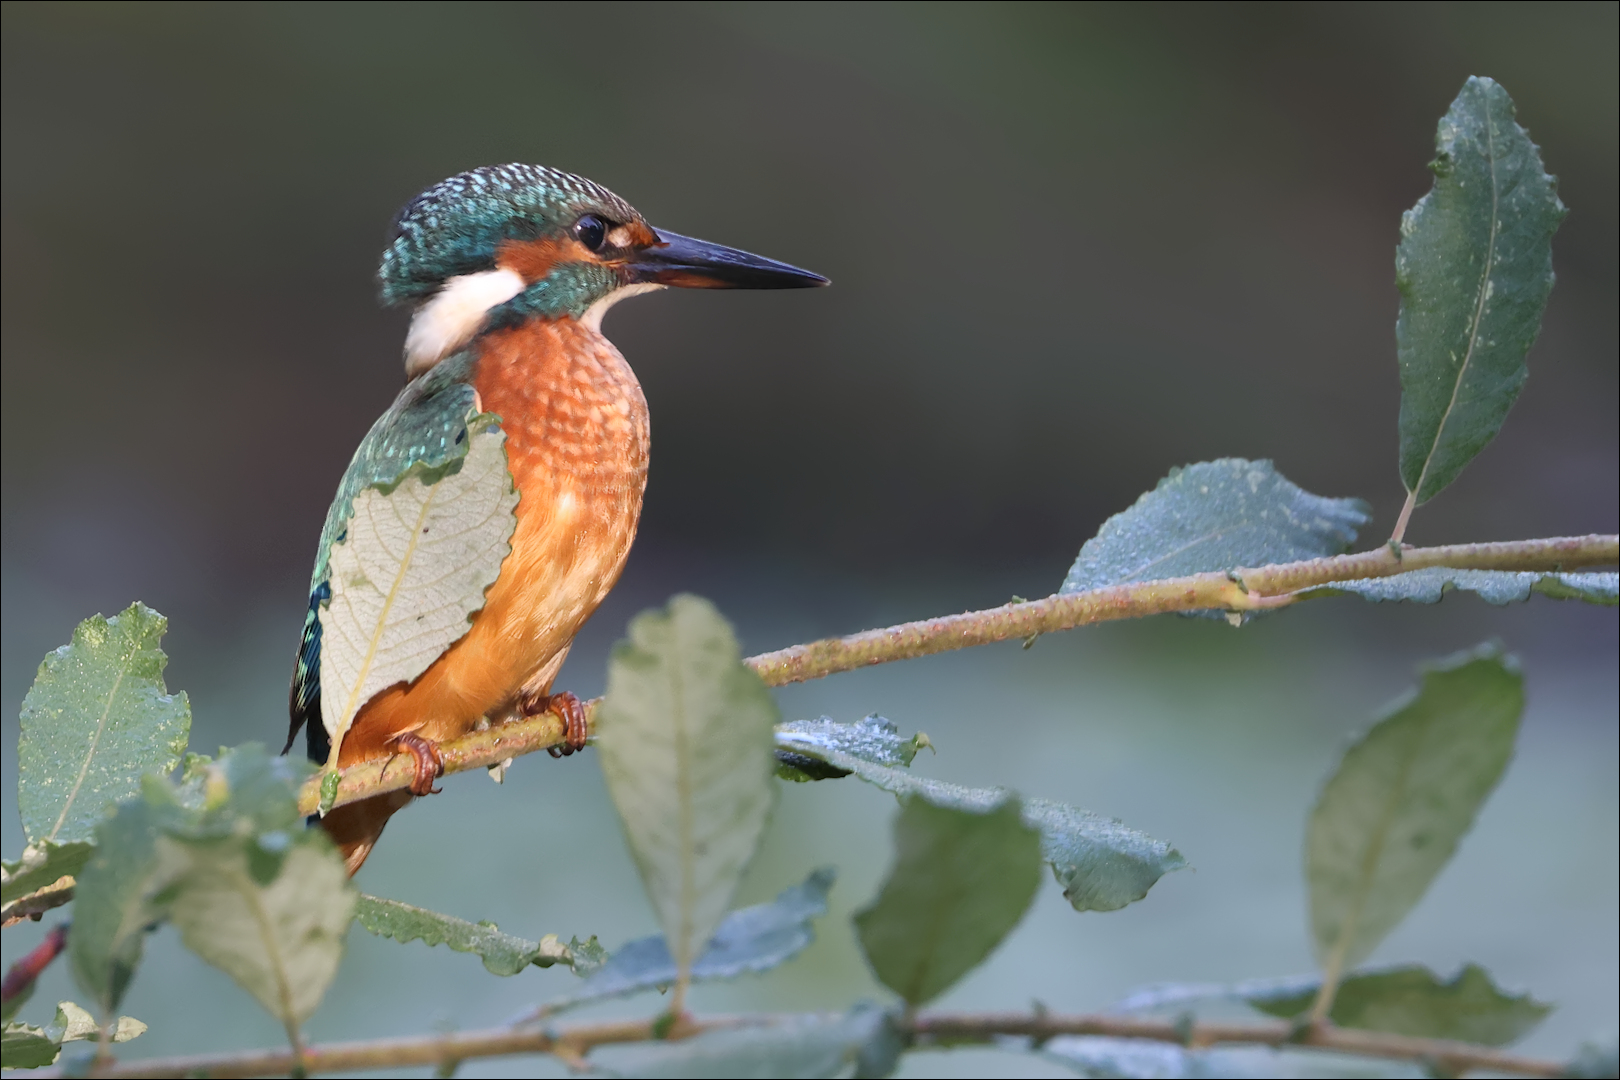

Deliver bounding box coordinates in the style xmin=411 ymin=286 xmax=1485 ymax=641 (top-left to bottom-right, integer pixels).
xmin=380 ymin=164 xmax=645 ymax=306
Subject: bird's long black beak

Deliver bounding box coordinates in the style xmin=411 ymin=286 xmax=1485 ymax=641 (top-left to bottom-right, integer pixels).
xmin=627 ymin=228 xmax=828 ymax=289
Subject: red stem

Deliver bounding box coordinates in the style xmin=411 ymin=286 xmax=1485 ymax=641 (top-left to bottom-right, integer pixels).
xmin=2 ymin=922 xmax=69 ymax=1006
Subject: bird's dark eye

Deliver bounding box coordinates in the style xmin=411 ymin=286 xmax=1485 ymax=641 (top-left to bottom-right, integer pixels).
xmin=574 ymin=214 xmax=608 ymax=252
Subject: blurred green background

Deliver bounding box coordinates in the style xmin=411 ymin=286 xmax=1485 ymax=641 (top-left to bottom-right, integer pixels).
xmin=2 ymin=3 xmax=1614 ymax=1075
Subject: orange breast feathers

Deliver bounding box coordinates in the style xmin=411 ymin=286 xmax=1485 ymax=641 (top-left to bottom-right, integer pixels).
xmin=335 ymin=319 xmax=651 ymax=767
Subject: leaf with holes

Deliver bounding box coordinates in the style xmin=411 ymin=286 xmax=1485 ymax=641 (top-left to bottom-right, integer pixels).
xmin=16 ymin=603 xmax=190 ymax=849
xmin=2 ymin=841 xmax=92 ymax=907
xmin=1308 ymin=645 xmax=1522 ymax=976
xmin=318 ymin=411 xmax=518 ymax=770
xmin=355 ymin=894 xmax=580 ymax=976
xmin=776 ymin=721 xmax=1184 ymax=913
xmin=1061 ymin=459 xmax=1368 ymax=599
xmin=595 ymin=596 xmax=779 ymax=1001
xmin=856 ymin=797 xmax=1041 ymax=1007
xmin=1396 ymin=77 xmax=1565 ymax=511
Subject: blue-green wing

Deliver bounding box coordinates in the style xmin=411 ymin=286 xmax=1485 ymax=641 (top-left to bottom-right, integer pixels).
xmin=285 ymin=352 xmax=481 ymax=763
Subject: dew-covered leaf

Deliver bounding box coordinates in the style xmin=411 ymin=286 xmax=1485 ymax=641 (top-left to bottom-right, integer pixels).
xmin=587 ymin=1005 xmax=898 ymax=1080
xmin=546 ymin=870 xmax=833 ymax=1011
xmin=1308 ymin=645 xmax=1522 ymax=972
xmin=355 ymin=894 xmax=579 ymax=976
xmin=319 ymin=411 xmax=518 ymax=766
xmin=855 ymin=797 xmax=1040 ymax=1007
xmin=17 ymin=603 xmax=190 ymax=848
xmin=1396 ymin=77 xmax=1565 ymax=507
xmin=2 ymin=841 xmax=93 ymax=907
xmin=1062 ymin=460 xmax=1369 ymax=595
xmin=1041 ymin=1036 xmax=1418 ymax=1078
xmin=774 ymin=715 xmax=931 ymax=781
xmin=165 ymin=833 xmax=354 ymax=1034
xmin=1247 ymin=963 xmax=1548 ymax=1046
xmin=777 ymin=724 xmax=1184 ymax=913
xmin=596 ymin=596 xmax=779 ymax=993
xmin=1309 ymin=569 xmax=1616 ymax=606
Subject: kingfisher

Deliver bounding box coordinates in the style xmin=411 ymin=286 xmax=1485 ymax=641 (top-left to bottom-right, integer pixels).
xmin=284 ymin=164 xmax=826 ymax=874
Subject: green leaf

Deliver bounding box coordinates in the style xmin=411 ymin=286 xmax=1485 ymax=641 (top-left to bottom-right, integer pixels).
xmin=165 ymin=831 xmax=354 ymax=1036
xmin=17 ymin=603 xmax=190 ymax=848
xmin=355 ymin=894 xmax=580 ymax=976
xmin=319 ymin=410 xmax=518 ymax=767
xmin=1397 ymin=77 xmax=1566 ymax=506
xmin=1 ymin=1023 xmax=60 ymax=1070
xmin=1247 ymin=964 xmax=1549 ymax=1046
xmin=1308 ymin=644 xmax=1522 ymax=973
xmin=1061 ymin=459 xmax=1369 ymax=596
xmin=596 ymin=596 xmax=780 ymax=993
xmin=855 ymin=797 xmax=1041 ymax=1007
xmin=69 ymin=746 xmax=345 ymax=1036
xmin=587 ymin=1005 xmax=898 ymax=1079
xmin=1024 ymin=798 xmax=1187 ymax=912
xmin=1309 ymin=569 xmax=1616 ymax=607
xmin=2 ymin=841 xmax=93 ymax=907
xmin=69 ymin=789 xmax=185 ymax=1017
xmin=777 ymin=721 xmax=1185 ymax=913
xmin=548 ymin=870 xmax=833 ymax=1011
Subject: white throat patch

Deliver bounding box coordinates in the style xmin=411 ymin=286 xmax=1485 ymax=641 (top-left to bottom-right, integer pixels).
xmin=403 ymin=268 xmax=526 ymax=377
xmin=581 ymin=282 xmax=666 ymax=334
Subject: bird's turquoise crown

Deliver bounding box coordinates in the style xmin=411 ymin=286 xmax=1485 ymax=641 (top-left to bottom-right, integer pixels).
xmin=379 ymin=163 xmax=643 ymax=310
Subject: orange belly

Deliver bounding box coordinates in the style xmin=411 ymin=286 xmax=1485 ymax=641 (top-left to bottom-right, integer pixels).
xmin=326 ymin=318 xmax=649 ymax=869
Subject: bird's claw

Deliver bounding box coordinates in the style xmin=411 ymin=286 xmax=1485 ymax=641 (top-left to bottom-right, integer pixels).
xmin=391 ymin=732 xmax=445 ymax=795
xmin=520 ymin=690 xmax=589 ymax=757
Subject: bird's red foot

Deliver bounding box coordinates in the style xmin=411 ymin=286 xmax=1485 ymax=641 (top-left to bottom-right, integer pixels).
xmin=390 ymin=732 xmax=445 ymax=795
xmin=519 ymin=690 xmax=589 ymax=757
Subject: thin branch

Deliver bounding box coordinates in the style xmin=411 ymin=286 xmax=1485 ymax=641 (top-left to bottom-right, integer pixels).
xmin=748 ymin=533 xmax=1617 ymax=686
xmin=43 ymin=1018 xmax=693 ymax=1079
xmin=1391 ymin=489 xmax=1419 ymax=546
xmin=40 ymin=1009 xmax=1565 ymax=1078
xmin=293 ymin=533 xmax=1616 ymax=817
